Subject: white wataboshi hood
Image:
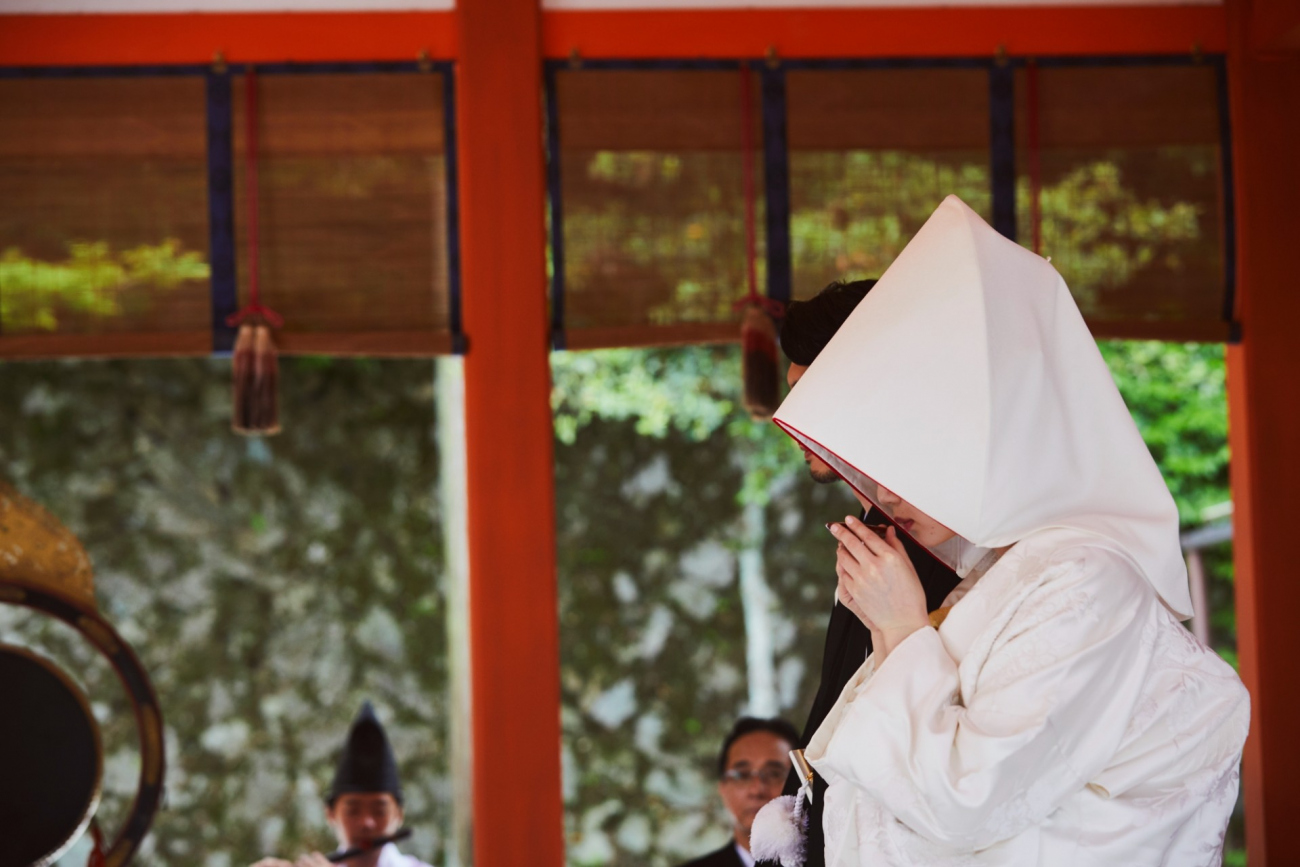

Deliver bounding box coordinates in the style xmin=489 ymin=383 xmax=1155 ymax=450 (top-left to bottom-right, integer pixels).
xmin=774 ymin=195 xmax=1193 ymax=619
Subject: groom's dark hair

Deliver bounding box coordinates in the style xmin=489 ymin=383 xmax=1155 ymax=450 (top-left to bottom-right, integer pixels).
xmin=780 ymin=279 xmax=877 ymax=366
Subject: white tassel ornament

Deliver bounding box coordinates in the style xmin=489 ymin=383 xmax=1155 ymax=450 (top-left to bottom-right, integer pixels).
xmin=750 ymin=794 xmax=807 ymax=867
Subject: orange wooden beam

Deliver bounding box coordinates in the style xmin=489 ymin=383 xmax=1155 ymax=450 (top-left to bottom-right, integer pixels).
xmin=0 ymin=11 xmax=456 ymax=66
xmin=1226 ymin=342 xmax=1265 ymax=856
xmin=1248 ymin=0 xmax=1300 ymax=52
xmin=1225 ymin=0 xmax=1300 ymax=862
xmin=1 ymin=6 xmax=1225 ymax=68
xmin=543 ymin=5 xmax=1226 ymax=59
xmin=456 ymin=0 xmax=565 ymax=866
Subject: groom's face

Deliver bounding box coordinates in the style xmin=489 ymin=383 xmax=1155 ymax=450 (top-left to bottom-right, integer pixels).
xmin=786 ymin=363 xmax=838 ymax=485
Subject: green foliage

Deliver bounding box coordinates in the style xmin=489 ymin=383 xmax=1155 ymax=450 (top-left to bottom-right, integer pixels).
xmin=1036 ymin=160 xmax=1204 ymax=307
xmin=558 ymin=148 xmax=1226 ymax=516
xmin=552 ymin=346 xmax=738 ymax=446
xmin=552 ymin=338 xmax=1231 ymax=521
xmin=1098 ymin=340 xmax=1229 ymax=523
xmin=563 ymin=152 xmax=755 ymax=327
xmin=0 ymin=239 xmax=209 ymax=331
xmin=553 ymin=338 xmax=1238 ymax=865
xmin=791 ymin=151 xmax=991 ymax=291
xmin=554 ymin=367 xmax=856 ymax=867
xmin=562 ymin=143 xmax=1216 ymax=360
xmin=552 ymin=345 xmax=798 ymax=507
xmin=552 ymin=145 xmax=1237 ymax=867
xmin=0 ymin=358 xmax=448 ymax=866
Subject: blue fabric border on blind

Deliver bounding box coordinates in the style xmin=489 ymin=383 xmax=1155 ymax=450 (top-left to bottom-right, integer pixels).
xmin=760 ymin=62 xmax=792 ymax=309
xmin=545 ymin=64 xmax=567 ymax=351
xmin=1212 ymin=57 xmax=1240 ymax=341
xmin=441 ymin=65 xmax=467 ymax=355
xmin=205 ymin=69 xmax=239 ymax=354
xmin=229 ymin=61 xmax=424 ymax=75
xmin=4 ymin=59 xmax=462 ymax=355
xmin=782 ymin=57 xmax=992 ymax=71
xmin=0 ymin=65 xmax=209 ymax=78
xmin=988 ymin=63 xmax=1017 ymax=242
xmin=542 ymin=58 xmax=749 ymax=350
xmin=547 ymin=58 xmax=742 ymax=72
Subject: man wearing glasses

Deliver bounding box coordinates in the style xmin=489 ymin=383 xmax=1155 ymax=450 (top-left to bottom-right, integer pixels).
xmin=678 ymin=717 xmax=799 ymax=867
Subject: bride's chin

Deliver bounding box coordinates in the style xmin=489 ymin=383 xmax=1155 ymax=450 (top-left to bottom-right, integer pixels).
xmin=922 ymin=530 xmax=957 ymax=547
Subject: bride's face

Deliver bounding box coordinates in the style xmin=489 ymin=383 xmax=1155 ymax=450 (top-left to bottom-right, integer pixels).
xmin=875 ymin=485 xmax=957 ymax=548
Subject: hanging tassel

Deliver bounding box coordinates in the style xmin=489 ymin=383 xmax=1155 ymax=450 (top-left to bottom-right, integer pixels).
xmin=252 ymin=324 xmax=280 ymax=434
xmin=228 ymin=65 xmax=283 ymax=436
xmin=232 ymin=320 xmax=255 ymax=431
xmin=737 ymin=64 xmax=782 ymax=421
xmin=742 ymin=303 xmax=781 ymax=419
xmin=232 ymin=320 xmax=281 ymax=435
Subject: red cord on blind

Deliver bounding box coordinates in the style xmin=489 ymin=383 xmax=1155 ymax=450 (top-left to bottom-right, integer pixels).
xmin=228 ymin=66 xmax=283 ymax=436
xmin=737 ymin=64 xmax=782 ymax=421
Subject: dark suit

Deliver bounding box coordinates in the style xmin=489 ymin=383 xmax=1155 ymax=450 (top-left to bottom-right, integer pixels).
xmin=677 ymin=841 xmax=746 ymax=867
xmin=760 ymin=508 xmax=961 ymax=867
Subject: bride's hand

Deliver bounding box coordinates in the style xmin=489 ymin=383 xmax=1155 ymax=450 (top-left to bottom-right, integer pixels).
xmin=831 ymin=516 xmax=930 ymax=660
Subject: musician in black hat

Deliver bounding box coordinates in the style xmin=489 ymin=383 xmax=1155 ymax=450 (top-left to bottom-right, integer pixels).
xmin=251 ymin=702 xmax=432 ymax=867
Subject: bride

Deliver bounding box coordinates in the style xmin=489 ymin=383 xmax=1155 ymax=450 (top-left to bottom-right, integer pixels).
xmin=762 ymin=196 xmax=1248 ymax=867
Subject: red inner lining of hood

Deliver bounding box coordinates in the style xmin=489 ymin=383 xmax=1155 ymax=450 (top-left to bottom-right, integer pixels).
xmin=774 ymin=418 xmax=956 ymax=573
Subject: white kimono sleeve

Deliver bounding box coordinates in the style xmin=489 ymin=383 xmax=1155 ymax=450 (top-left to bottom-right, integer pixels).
xmin=808 ymin=550 xmax=1156 ymax=851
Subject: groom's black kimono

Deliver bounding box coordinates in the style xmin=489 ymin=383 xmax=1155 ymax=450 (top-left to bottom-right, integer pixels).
xmin=762 ymin=509 xmax=960 ymax=867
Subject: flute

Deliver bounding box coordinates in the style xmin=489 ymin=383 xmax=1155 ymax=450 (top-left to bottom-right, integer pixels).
xmin=327 ymin=828 xmax=413 ymax=863
xmin=825 ymin=520 xmax=892 ymax=539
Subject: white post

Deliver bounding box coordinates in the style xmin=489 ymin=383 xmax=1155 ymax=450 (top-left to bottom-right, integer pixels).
xmin=436 ymin=356 xmax=473 ymax=867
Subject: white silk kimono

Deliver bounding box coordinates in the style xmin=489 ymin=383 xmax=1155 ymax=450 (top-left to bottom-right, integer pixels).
xmin=805 ymin=531 xmax=1247 ymax=866
xmin=769 ymin=196 xmax=1250 ymax=866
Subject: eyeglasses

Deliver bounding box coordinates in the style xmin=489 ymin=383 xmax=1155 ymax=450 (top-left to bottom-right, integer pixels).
xmin=721 ymin=766 xmax=788 ymax=786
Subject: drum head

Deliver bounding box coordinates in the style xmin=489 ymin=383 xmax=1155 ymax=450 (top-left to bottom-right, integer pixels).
xmin=0 ymin=645 xmax=102 ymax=867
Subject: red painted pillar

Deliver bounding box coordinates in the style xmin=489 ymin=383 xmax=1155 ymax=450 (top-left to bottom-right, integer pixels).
xmin=454 ymin=1 xmax=564 ymax=866
xmin=1225 ymin=0 xmax=1300 ymax=863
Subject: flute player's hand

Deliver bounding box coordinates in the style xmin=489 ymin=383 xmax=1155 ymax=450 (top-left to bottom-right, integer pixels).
xmin=294 ymin=854 xmax=333 ymax=867
xmin=250 ymin=860 xmax=294 ymax=867
xmin=830 ymin=515 xmax=929 ymax=662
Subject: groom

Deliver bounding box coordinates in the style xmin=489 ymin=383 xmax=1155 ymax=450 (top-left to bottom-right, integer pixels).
xmin=765 ymin=279 xmax=961 ymax=867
